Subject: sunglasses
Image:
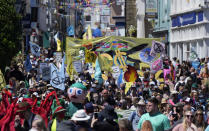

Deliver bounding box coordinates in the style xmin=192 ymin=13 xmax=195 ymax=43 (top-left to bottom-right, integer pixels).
xmin=196 ymin=113 xmax=203 ymax=116
xmin=186 ymin=115 xmax=193 ymax=118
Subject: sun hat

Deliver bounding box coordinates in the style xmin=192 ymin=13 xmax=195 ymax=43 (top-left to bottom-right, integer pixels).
xmin=71 ymin=109 xmax=90 ymax=121
xmin=137 ymin=99 xmax=146 ymax=106
xmin=161 ymin=98 xmax=168 ymax=104
xmin=32 ymin=92 xmax=39 ymax=97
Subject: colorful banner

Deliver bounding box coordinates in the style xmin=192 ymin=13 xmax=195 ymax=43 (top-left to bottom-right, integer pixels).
xmin=85 ymin=50 xmax=97 ymax=63
xmin=125 ymin=82 xmax=134 ymax=95
xmin=124 ymin=65 xmax=138 ymax=82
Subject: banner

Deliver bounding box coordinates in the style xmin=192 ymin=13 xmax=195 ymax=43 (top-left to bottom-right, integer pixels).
xmin=42 ymin=67 xmax=51 ymax=81
xmin=55 ymin=52 xmax=63 ymax=63
xmin=192 ymin=61 xmax=200 ymax=70
xmin=125 ymin=82 xmax=133 ymax=95
xmin=124 ymin=65 xmax=138 ymax=82
xmin=24 ymin=55 xmax=32 ymax=72
xmin=151 ymin=58 xmax=163 ymax=72
xmin=73 ymin=60 xmax=83 ymax=73
xmin=67 ymin=25 xmax=75 ymax=36
xmin=150 ymin=41 xmax=165 ymax=56
xmin=94 ymin=58 xmax=103 ymax=84
xmin=30 ymin=42 xmax=40 ymax=56
xmin=39 ymin=63 xmax=48 ymax=74
xmin=163 ymin=68 xmax=175 ymax=80
xmin=43 ymin=32 xmax=50 ymax=48
xmin=146 ymin=0 xmax=158 ymax=18
xmin=190 ymin=47 xmax=198 ymax=61
xmin=163 ymin=69 xmax=170 ymax=80
xmin=50 ymin=55 xmax=65 ymax=90
xmin=85 ymin=50 xmax=97 ymax=63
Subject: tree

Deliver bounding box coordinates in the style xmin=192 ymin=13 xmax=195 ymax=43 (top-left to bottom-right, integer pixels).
xmin=0 ymin=0 xmax=22 ymax=71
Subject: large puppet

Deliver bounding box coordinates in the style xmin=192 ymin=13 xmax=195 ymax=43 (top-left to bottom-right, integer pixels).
xmin=66 ymin=83 xmax=87 ymax=118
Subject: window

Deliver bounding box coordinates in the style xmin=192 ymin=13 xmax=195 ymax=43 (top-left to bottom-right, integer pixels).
xmin=85 ymin=16 xmax=91 ymax=21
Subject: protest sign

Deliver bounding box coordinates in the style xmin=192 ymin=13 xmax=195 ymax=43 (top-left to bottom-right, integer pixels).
xmin=73 ymin=60 xmax=83 ymax=73
xmin=42 ymin=67 xmax=50 ymax=81
xmin=39 ymin=63 xmax=48 ymax=74
xmin=151 ymin=58 xmax=163 ymax=72
xmin=30 ymin=42 xmax=40 ymax=56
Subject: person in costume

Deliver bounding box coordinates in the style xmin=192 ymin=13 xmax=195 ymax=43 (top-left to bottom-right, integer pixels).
xmin=66 ymin=82 xmax=87 ymax=118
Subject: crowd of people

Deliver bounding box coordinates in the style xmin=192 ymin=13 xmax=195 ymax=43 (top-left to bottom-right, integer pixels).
xmin=0 ymin=47 xmax=209 ymax=131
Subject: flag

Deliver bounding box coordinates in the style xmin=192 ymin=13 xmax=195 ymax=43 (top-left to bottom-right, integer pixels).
xmin=54 ymin=32 xmax=62 ymax=52
xmin=67 ymin=25 xmax=75 ymax=36
xmin=50 ymin=55 xmax=65 ymax=90
xmin=117 ymin=70 xmax=123 ymax=88
xmin=24 ymin=55 xmax=32 ymax=72
xmin=150 ymin=58 xmax=163 ymax=72
xmin=66 ymin=51 xmax=77 ymax=80
xmin=54 ymin=32 xmax=59 ymax=41
xmin=0 ymin=69 xmax=6 ymax=89
xmin=125 ymin=82 xmax=133 ymax=95
xmin=43 ymin=32 xmax=50 ymax=48
xmin=87 ymin=25 xmax=93 ymax=40
xmin=25 ymin=35 xmax=30 ymax=53
xmin=83 ymin=25 xmax=92 ymax=40
xmin=190 ymin=47 xmax=198 ymax=61
xmin=30 ymin=42 xmax=40 ymax=56
xmin=94 ymin=58 xmax=103 ymax=84
xmin=150 ymin=40 xmax=165 ymax=56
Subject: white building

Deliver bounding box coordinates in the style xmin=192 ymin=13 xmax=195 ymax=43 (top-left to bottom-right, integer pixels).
xmin=170 ymin=0 xmax=209 ymax=62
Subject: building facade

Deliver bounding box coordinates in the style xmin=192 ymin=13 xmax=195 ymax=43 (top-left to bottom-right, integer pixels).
xmin=153 ymin=0 xmax=171 ymax=49
xmin=170 ymin=0 xmax=209 ymax=62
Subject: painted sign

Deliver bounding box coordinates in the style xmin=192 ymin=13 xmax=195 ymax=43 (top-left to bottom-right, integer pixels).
xmin=146 ymin=0 xmax=158 ymax=18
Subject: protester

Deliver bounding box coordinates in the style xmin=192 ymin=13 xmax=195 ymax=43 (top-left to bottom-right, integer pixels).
xmin=172 ymin=110 xmax=198 ymax=131
xmin=137 ymin=97 xmax=171 ymax=131
xmin=129 ymin=99 xmax=145 ymax=131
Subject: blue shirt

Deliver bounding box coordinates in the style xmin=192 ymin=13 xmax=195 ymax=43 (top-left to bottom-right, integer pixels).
xmin=128 ymin=111 xmax=141 ymax=131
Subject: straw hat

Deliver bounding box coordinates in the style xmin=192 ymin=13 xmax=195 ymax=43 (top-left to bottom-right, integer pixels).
xmin=137 ymin=99 xmax=146 ymax=106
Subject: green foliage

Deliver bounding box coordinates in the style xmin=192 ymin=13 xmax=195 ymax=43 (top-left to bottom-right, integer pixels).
xmin=0 ymin=0 xmax=22 ymax=71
